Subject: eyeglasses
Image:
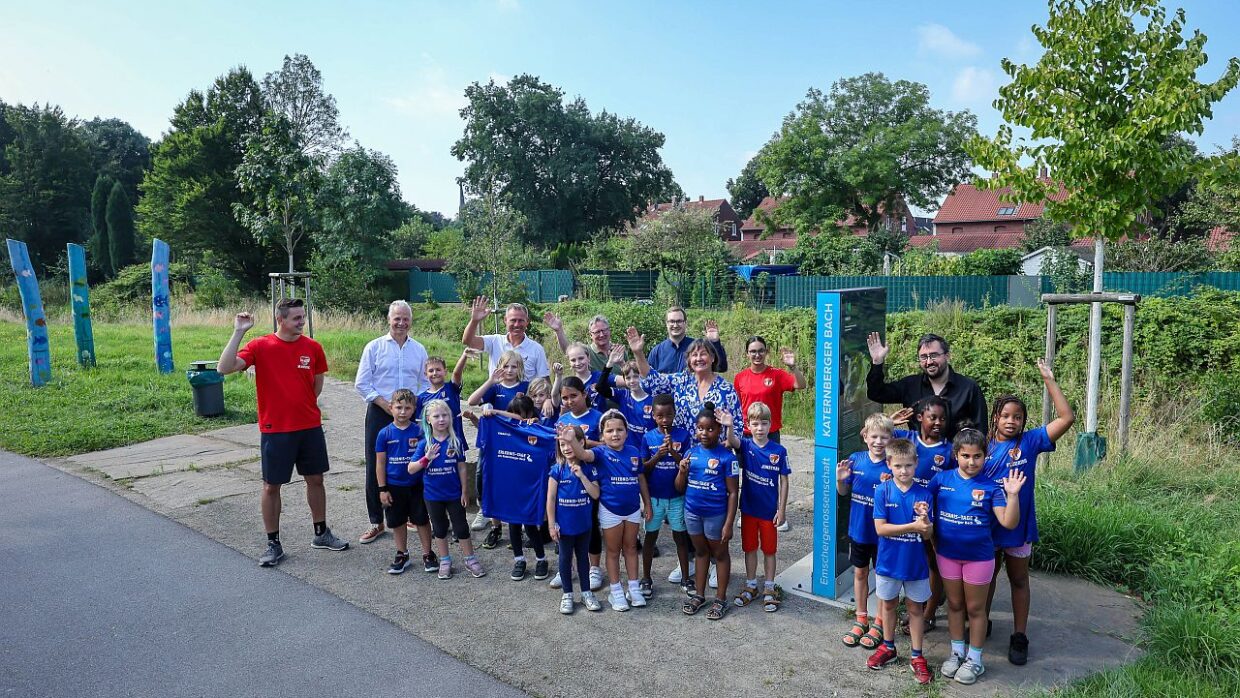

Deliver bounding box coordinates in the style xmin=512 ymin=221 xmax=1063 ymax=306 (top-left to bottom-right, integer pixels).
xmin=918 ymin=352 xmax=944 ymax=362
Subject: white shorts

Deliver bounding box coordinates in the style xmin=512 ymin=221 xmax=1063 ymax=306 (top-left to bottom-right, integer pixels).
xmin=598 ymin=502 xmax=642 ymax=529
xmin=875 ymin=574 xmax=932 ymax=603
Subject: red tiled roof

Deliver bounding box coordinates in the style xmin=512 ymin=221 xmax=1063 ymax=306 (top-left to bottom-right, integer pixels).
xmin=741 ymin=195 xmax=910 ymax=236
xmin=1207 ymin=226 xmax=1236 ymax=252
xmin=727 ymin=237 xmax=798 ymax=262
xmin=934 ymin=180 xmax=1069 ymax=224
xmin=635 ymin=198 xmax=731 ymax=225
xmin=906 ymin=233 xmax=1025 ymax=253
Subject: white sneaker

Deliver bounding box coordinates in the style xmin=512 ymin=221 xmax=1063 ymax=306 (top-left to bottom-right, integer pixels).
xmin=776 ymin=519 xmax=791 ymax=532
xmin=589 ymin=566 xmax=604 ymax=591
xmin=941 ymin=653 xmax=964 ymax=679
xmin=558 ymin=593 xmax=574 ymax=615
xmin=581 ymin=591 xmax=603 ymax=612
xmin=549 ymin=572 xmax=562 ymax=589
xmin=609 ymin=589 xmax=630 ymax=612
xmin=954 ymin=658 xmax=985 ymax=685
xmin=628 ymin=587 xmax=647 ymax=608
xmin=708 ymin=563 xmax=718 ymax=589
xmin=668 ymin=566 xmax=683 ymax=584
xmin=470 ymin=511 xmax=488 ymax=531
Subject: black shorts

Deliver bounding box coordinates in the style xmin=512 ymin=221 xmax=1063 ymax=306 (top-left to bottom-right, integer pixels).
xmin=849 ymin=541 xmax=878 ymax=569
xmin=260 ymin=427 xmax=330 ymax=485
xmin=384 ymin=482 xmax=430 ymax=528
xmin=426 ymin=499 xmax=470 ymax=541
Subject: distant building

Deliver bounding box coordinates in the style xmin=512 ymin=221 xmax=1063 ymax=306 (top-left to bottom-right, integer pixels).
xmin=631 ymin=196 xmax=744 ymax=241
xmin=730 ymin=195 xmax=916 ymax=261
xmin=1019 ymin=245 xmax=1094 ymax=276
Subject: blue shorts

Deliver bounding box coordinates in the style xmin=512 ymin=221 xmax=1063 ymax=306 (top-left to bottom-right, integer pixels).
xmin=646 ymin=496 xmax=686 ymax=533
xmin=684 ymin=509 xmax=726 ymax=541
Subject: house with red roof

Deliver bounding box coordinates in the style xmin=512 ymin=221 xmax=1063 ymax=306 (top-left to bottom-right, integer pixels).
xmin=916 ymin=173 xmax=1069 ymax=254
xmin=730 ymin=195 xmax=917 ymax=261
xmin=630 ymin=196 xmax=744 ymax=241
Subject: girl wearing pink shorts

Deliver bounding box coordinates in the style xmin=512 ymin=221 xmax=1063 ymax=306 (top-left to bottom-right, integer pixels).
xmin=925 ymin=429 xmax=1026 ymax=686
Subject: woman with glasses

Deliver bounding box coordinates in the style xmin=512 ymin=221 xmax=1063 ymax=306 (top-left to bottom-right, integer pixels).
xmin=731 ymin=336 xmax=806 ymax=444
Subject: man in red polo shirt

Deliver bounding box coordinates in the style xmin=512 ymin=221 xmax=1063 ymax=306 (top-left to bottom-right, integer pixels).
xmin=218 ymin=297 xmax=349 ymax=566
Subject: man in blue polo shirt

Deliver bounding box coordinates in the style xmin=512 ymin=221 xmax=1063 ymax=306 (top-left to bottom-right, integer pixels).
xmin=646 ymin=306 xmax=728 ymax=374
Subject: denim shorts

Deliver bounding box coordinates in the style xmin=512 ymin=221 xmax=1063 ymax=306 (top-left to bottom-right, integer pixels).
xmin=684 ymin=509 xmax=726 ymax=541
xmin=875 ymin=574 xmax=932 ymax=603
xmin=646 ymin=496 xmax=686 ymax=533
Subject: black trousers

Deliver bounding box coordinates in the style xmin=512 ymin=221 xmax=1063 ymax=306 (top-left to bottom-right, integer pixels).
xmin=364 ymin=402 xmax=394 ymax=525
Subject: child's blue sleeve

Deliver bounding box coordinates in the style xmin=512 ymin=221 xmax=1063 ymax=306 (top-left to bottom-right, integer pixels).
xmin=872 ymin=484 xmax=888 ymax=519
xmin=374 ymin=427 xmax=389 ymax=455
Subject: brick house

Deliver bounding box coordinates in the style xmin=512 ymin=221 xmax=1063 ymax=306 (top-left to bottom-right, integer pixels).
xmin=631 ymin=196 xmax=745 ymax=241
xmin=925 ymin=173 xmax=1069 ymax=250
xmin=731 ymin=195 xmax=917 ymax=261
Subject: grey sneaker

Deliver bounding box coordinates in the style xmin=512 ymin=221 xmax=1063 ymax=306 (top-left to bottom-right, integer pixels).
xmin=581 ymin=591 xmax=603 ymax=612
xmin=559 ymin=593 xmax=575 ymax=615
xmin=776 ymin=519 xmax=791 ymax=532
xmin=259 ymin=540 xmax=284 ymax=567
xmin=311 ymin=528 xmax=349 ymax=551
xmin=941 ymin=653 xmax=965 ymax=679
xmin=549 ymin=572 xmax=563 ymax=589
xmin=609 ymin=589 xmax=630 ymax=612
xmin=470 ymin=511 xmax=489 ymax=530
xmin=954 ymin=658 xmax=985 ymax=685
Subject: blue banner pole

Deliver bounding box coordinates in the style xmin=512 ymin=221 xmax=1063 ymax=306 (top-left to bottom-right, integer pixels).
xmin=6 ymin=239 xmax=52 ymax=386
xmin=66 ymin=243 xmax=96 ymax=367
xmin=151 ymin=239 xmax=174 ymax=373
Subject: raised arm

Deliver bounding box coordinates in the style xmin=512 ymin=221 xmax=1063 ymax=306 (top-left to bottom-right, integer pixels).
xmin=1039 ymin=359 xmax=1075 ymax=442
xmin=781 ymin=347 xmax=807 ymax=390
xmin=544 ymin=311 xmax=570 ymax=353
xmin=864 ymin=331 xmax=905 ymax=405
xmin=625 ymin=327 xmax=650 ymax=377
xmin=452 ymin=348 xmax=475 ymax=386
xmin=217 ymin=312 xmax=253 ymax=375
xmin=467 ymin=368 xmax=501 ymax=406
xmin=704 ymin=319 xmax=728 ymax=372
xmin=994 ymin=469 xmax=1026 ymax=530
xmin=461 ymin=295 xmax=489 ymax=351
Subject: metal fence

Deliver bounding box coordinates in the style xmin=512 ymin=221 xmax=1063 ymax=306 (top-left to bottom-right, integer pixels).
xmin=1102 ymin=271 xmax=1240 ymax=297
xmin=406 ymin=269 xmax=573 ymax=304
xmin=775 ymin=275 xmax=1015 ymax=311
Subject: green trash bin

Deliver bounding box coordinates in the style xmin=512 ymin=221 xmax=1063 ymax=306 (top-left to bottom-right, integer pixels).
xmin=187 ymin=360 xmax=225 ymax=417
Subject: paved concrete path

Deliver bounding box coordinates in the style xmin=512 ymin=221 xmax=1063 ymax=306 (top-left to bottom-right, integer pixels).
xmin=0 ymin=450 xmax=526 ymax=698
xmin=44 ymin=376 xmax=1146 ymax=697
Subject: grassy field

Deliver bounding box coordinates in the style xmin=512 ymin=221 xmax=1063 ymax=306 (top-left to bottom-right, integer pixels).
xmin=3 ymin=307 xmax=1237 ymax=696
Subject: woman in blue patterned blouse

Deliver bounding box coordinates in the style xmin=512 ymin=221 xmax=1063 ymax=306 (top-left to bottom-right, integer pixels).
xmin=624 ymin=326 xmax=742 ymax=433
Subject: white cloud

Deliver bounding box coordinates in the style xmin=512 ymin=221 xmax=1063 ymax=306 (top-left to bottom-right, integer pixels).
xmin=951 ymin=66 xmax=999 ymax=105
xmin=917 ymin=23 xmax=982 ymax=60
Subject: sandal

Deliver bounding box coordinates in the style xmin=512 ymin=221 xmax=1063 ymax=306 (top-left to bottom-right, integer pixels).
xmin=733 ymin=584 xmax=759 ymax=607
xmin=842 ymin=621 xmax=868 ymax=647
xmin=762 ymin=585 xmax=783 ymax=612
xmin=859 ymin=620 xmax=884 ymax=650
xmin=682 ymin=593 xmax=706 ymax=616
xmin=705 ymin=598 xmax=728 ymax=620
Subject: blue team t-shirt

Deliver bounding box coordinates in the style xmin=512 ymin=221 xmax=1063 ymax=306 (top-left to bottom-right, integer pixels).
xmin=845 ymin=451 xmax=890 ymax=545
xmin=928 ymin=468 xmax=1009 ymax=561
xmin=616 ymin=390 xmax=656 ymax=448
xmin=481 ymin=381 xmax=529 ymax=411
xmin=557 ymin=408 xmax=603 ymax=443
xmin=550 ymin=462 xmax=599 ymax=536
xmin=412 ymin=434 xmax=464 ymax=501
xmin=591 ymin=444 xmax=644 ymax=517
xmin=683 ymin=444 xmax=740 ymax=517
xmin=642 ymin=427 xmax=691 ymax=500
xmin=375 ymin=422 xmax=425 ymax=487
xmin=984 ymin=425 xmax=1055 ymax=548
xmin=894 ymin=429 xmax=955 ymax=487
xmin=739 ymin=438 xmax=791 ymax=521
xmin=872 ymin=480 xmax=933 ymax=581
xmin=478 ymin=416 xmax=555 ymax=525
xmin=416 ymin=382 xmax=468 ymax=453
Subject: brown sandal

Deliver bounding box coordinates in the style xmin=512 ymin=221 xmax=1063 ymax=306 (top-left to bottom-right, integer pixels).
xmin=859 ymin=620 xmax=884 ymax=649
xmin=733 ymin=585 xmax=759 ymax=607
xmin=842 ymin=621 xmax=868 ymax=647
xmin=762 ymin=586 xmax=783 ymax=612
xmin=705 ymin=598 xmax=728 ymax=620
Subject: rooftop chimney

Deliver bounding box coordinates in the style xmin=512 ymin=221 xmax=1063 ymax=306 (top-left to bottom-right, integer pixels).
xmin=1039 ymin=165 xmax=1049 ymax=179
xmin=699 ymin=195 xmax=705 ymax=202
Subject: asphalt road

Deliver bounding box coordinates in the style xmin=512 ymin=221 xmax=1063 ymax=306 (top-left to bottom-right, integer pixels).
xmin=0 ymin=451 xmax=527 ymax=698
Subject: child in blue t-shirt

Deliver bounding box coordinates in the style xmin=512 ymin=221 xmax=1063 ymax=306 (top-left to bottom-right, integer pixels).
xmin=556 ymin=376 xmax=603 ymax=445
xmin=560 ymin=410 xmax=652 ymax=613
xmin=546 ymin=425 xmax=602 ymax=614
xmin=639 ymin=393 xmax=692 ymax=597
xmin=594 ymin=346 xmax=656 ymax=450
xmin=415 ymin=349 xmax=472 ymax=457
xmin=928 ymin=429 xmax=1026 ymax=686
xmin=836 ymin=412 xmax=895 ymax=649
xmin=410 ymin=399 xmax=485 ymax=580
xmin=467 ymin=349 xmax=530 ymax=548
xmin=867 ymin=439 xmax=935 ymax=684
xmin=892 ymin=395 xmax=955 ymax=632
xmin=733 ymin=401 xmax=791 ymax=614
xmin=676 ymin=403 xmax=740 ymax=621
xmin=983 ymin=358 xmax=1074 ymax=667
xmin=374 ymin=389 xmax=435 ymax=575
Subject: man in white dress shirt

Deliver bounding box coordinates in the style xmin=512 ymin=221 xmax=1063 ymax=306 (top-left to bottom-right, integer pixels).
xmin=354 ymin=300 xmax=430 ymax=544
xmin=461 ymin=296 xmax=550 ymax=380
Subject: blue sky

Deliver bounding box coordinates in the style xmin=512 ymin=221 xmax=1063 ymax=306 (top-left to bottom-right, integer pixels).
xmin=3 ymin=0 xmax=1238 ymax=217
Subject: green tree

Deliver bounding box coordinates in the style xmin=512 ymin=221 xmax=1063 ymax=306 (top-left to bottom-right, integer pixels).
xmin=137 ymin=67 xmax=279 ymax=288
xmin=316 ymin=145 xmax=409 ymax=265
xmin=896 ymin=243 xmax=964 ymax=275
xmin=958 ymin=248 xmax=1022 ymax=276
xmin=968 ymin=0 xmax=1240 ymax=242
xmin=627 ymin=206 xmax=733 ymax=278
xmin=452 ymin=74 xmax=677 ymax=246
xmin=759 ymin=73 xmax=977 ymax=235
xmin=386 ymin=216 xmax=436 ymax=258
xmin=1019 ymin=217 xmax=1073 ymax=252
xmin=1178 ymin=137 xmax=1240 ymax=235
xmin=451 ymin=191 xmax=532 ymax=304
xmin=261 ymin=54 xmax=346 ymax=159
xmin=0 ymin=103 xmax=93 ymax=269
xmin=234 ymin=114 xmax=320 ymax=273
xmin=89 ymin=174 xmax=114 ymax=276
xmin=105 ymin=181 xmax=136 ymax=273
xmin=79 ymin=117 xmax=150 ymax=205
xmin=1105 ymin=236 xmax=1207 ymax=272
xmin=726 ymin=152 xmax=770 ymax=220
xmin=781 ymin=228 xmax=882 ymax=275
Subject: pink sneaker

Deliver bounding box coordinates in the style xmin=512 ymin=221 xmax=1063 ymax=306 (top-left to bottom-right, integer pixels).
xmin=464 ymin=557 xmax=486 ymax=578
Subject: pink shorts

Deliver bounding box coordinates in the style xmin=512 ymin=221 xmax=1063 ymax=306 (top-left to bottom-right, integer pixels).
xmin=936 ymin=554 xmax=996 ymax=586
xmin=1003 ymin=543 xmax=1033 ymax=559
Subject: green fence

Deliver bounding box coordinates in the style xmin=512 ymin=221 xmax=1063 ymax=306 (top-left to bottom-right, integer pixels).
xmin=406 ymin=269 xmax=572 ymax=303
xmin=775 ymin=275 xmax=1014 ymax=311
xmin=1103 ymin=271 xmax=1240 ymax=297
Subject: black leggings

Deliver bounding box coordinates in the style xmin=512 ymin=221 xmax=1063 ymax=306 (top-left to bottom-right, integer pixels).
xmin=426 ymin=499 xmax=470 ymax=541
xmin=364 ymin=402 xmax=394 ymax=524
xmin=509 ymin=523 xmax=545 ymax=559
xmin=558 ymin=531 xmax=592 ymax=594
xmin=589 ymin=499 xmax=602 ymax=556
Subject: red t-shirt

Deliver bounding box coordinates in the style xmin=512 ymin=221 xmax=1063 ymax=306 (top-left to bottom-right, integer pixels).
xmin=237 ymin=334 xmax=328 ymax=433
xmin=733 ymin=367 xmax=798 ymax=433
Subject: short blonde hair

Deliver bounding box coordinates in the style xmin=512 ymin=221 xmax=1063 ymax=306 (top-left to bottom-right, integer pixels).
xmin=861 ymin=412 xmax=894 ymax=437
xmin=527 ymin=376 xmax=552 ymax=401
xmin=498 ymin=349 xmax=523 ymax=371
xmin=746 ymin=401 xmax=772 ymax=422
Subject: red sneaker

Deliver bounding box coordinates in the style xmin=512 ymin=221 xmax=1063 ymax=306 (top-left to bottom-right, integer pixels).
xmin=910 ymin=655 xmax=934 ymax=684
xmin=867 ymin=644 xmax=898 ymax=670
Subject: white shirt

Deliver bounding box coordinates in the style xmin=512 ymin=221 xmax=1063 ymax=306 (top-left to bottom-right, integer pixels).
xmin=355 ymin=334 xmax=430 ymax=403
xmin=482 ymin=333 xmax=550 ymax=380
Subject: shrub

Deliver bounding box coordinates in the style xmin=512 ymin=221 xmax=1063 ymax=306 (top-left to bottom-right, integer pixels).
xmin=191 ymin=266 xmax=244 ymax=309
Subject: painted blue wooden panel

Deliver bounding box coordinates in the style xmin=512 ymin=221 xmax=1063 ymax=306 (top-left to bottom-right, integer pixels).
xmin=151 ymin=239 xmax=174 ymax=373
xmin=6 ymin=239 xmax=52 ymax=386
xmin=66 ymin=243 xmax=96 ymax=367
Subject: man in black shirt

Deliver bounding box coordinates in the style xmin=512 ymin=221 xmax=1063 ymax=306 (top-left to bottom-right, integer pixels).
xmin=865 ymin=332 xmax=988 ymax=437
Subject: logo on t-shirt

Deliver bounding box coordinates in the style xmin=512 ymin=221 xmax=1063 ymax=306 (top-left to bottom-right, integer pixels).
xmin=673 ymin=441 xmax=682 ymax=451
xmin=768 ymin=453 xmax=780 ymax=465
xmin=527 ymin=436 xmax=539 ymax=446
xmin=934 ymin=454 xmax=945 ymax=465
xmin=643 ymin=405 xmax=652 ymax=415
xmin=706 ymin=458 xmax=720 ymax=473
xmin=763 ymin=377 xmax=774 ymax=387
xmin=1009 ymin=447 xmax=1022 ymax=461
xmin=446 ymin=447 xmax=458 ymax=458
xmin=298 ymin=355 xmax=311 ymax=369
xmin=407 ymin=437 xmax=419 ymax=448
xmin=630 ymin=456 xmax=640 ymax=467
xmin=971 ymin=489 xmax=986 ymax=507
xmin=880 ymin=472 xmax=892 ymax=482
